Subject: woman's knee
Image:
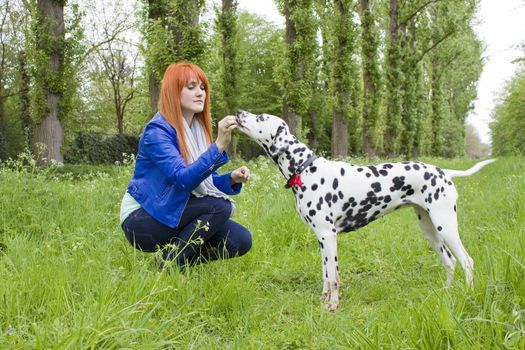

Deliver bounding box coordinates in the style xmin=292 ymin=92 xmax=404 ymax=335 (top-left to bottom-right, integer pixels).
xmin=207 ymin=197 xmax=233 ymax=223
xmin=229 ymin=222 xmax=252 ymax=256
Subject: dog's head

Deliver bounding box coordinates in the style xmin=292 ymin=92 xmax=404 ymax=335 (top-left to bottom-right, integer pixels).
xmin=235 ymin=110 xmax=294 ymax=158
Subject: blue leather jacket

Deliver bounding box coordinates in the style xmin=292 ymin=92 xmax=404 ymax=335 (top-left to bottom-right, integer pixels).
xmin=127 ymin=113 xmax=241 ymax=228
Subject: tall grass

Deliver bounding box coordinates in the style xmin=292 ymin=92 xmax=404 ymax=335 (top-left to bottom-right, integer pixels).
xmin=0 ymin=155 xmax=523 ymax=349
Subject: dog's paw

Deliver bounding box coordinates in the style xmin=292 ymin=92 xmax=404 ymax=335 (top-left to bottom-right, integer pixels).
xmin=325 ymin=300 xmax=339 ymax=311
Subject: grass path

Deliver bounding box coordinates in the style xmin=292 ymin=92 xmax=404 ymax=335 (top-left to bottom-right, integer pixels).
xmin=0 ymin=156 xmax=523 ymax=349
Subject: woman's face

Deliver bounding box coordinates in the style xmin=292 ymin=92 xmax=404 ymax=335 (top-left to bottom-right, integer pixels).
xmin=180 ymin=78 xmax=206 ymax=118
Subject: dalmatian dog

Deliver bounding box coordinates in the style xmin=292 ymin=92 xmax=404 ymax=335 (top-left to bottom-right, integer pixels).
xmin=235 ymin=109 xmax=495 ymax=311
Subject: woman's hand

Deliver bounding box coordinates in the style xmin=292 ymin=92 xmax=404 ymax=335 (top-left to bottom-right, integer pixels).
xmin=230 ymin=166 xmax=250 ymax=184
xmin=216 ymin=115 xmax=238 ymax=152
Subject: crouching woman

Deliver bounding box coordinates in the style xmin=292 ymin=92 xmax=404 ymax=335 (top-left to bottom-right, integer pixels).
xmin=120 ymin=62 xmax=252 ymax=267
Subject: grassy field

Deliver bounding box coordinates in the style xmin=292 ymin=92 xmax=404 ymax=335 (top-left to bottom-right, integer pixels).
xmin=0 ymin=155 xmax=524 ymax=349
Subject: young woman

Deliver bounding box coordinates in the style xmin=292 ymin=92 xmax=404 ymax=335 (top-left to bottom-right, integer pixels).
xmin=120 ymin=62 xmax=252 ymax=267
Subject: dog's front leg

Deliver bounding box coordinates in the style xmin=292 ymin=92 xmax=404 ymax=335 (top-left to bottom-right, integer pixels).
xmin=318 ymin=234 xmax=340 ymax=311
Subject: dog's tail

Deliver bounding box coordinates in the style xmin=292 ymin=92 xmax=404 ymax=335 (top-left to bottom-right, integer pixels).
xmin=444 ymin=159 xmax=496 ymax=178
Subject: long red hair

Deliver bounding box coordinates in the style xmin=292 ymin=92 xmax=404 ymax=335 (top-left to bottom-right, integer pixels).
xmin=158 ymin=62 xmax=213 ymax=164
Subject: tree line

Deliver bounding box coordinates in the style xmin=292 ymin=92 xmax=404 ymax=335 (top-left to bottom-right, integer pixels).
xmin=0 ymin=0 xmax=488 ymax=164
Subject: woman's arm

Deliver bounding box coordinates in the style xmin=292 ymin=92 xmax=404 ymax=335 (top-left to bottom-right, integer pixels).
xmin=142 ymin=122 xmax=228 ymax=191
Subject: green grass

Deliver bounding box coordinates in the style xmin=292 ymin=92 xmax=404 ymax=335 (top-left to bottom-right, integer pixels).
xmin=0 ymin=156 xmax=524 ymax=349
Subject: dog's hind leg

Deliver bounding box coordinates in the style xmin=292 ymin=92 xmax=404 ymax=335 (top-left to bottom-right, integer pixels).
xmin=414 ymin=207 xmax=457 ymax=287
xmin=317 ymin=233 xmax=340 ymax=311
xmin=427 ymin=206 xmax=474 ymax=288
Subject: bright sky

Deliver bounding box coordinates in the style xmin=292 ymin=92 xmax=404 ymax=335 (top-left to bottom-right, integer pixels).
xmin=235 ymin=0 xmax=525 ymax=145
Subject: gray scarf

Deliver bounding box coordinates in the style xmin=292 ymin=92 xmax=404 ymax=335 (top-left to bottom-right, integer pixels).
xmin=183 ymin=118 xmax=235 ymax=213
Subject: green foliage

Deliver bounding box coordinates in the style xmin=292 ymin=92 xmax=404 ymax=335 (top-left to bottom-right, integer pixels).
xmin=64 ymin=131 xmax=139 ymax=164
xmin=359 ymin=0 xmax=382 ymax=156
xmin=141 ymin=0 xmax=206 ymax=86
xmin=215 ymin=0 xmax=239 ymax=116
xmin=0 ymin=157 xmax=523 ymax=348
xmin=207 ymin=11 xmax=285 ymax=159
xmin=331 ymin=0 xmax=362 ymax=154
xmin=491 ymin=66 xmax=525 ymax=155
xmin=276 ymin=0 xmax=318 ymax=136
xmin=27 ymin=0 xmax=84 ymax=124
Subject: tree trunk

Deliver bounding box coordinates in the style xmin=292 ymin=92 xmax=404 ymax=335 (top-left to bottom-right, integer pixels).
xmin=147 ymin=0 xmax=162 ymax=111
xmin=18 ymin=50 xmax=32 ymax=149
xmin=332 ymin=110 xmax=348 ymax=158
xmin=282 ymin=1 xmax=301 ymax=135
xmin=384 ymin=0 xmax=402 ymax=156
xmin=33 ymin=0 xmax=65 ymax=164
xmin=220 ymin=0 xmax=238 ymax=158
xmin=0 ymin=86 xmax=5 ymax=158
xmin=359 ymin=0 xmax=380 ymax=158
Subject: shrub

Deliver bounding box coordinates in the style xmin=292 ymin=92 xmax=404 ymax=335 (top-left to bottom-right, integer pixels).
xmin=65 ymin=132 xmax=139 ymax=164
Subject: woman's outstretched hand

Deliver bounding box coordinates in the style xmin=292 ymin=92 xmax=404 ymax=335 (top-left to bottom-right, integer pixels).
xmin=216 ymin=115 xmax=238 ymax=152
xmin=231 ymin=166 xmax=250 ymax=184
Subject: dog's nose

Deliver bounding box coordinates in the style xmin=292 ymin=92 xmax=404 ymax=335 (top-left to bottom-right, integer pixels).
xmin=235 ymin=109 xmax=245 ymax=125
xmin=235 ymin=109 xmax=245 ymax=117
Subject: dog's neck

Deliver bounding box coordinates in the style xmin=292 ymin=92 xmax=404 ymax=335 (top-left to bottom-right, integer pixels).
xmin=273 ymin=136 xmax=315 ymax=180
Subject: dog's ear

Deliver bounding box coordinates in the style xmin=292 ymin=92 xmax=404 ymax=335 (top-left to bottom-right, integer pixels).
xmin=268 ymin=125 xmax=290 ymax=158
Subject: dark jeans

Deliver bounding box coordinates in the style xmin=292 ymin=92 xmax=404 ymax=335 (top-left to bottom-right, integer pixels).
xmin=121 ymin=196 xmax=252 ymax=267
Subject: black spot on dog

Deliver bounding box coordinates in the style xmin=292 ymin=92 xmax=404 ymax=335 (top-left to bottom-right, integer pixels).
xmin=368 ymin=166 xmax=380 ymax=177
xmin=390 ymin=176 xmax=405 ymax=191
xmin=357 ymin=168 xmax=364 ymax=172
xmin=379 ymin=170 xmax=389 ymax=176
xmin=310 ymin=166 xmax=317 ymax=173
xmin=405 ymin=165 xmax=411 ymax=171
xmin=383 ymin=164 xmax=394 ymax=169
xmin=340 ymin=168 xmax=345 ymax=176
xmin=307 ymin=201 xmax=312 ymax=207
xmin=312 ymin=184 xmax=318 ymax=191
xmin=413 ymin=164 xmax=420 ymax=170
xmin=333 ymin=178 xmax=338 ymax=190
xmin=437 ymin=226 xmax=442 ymax=231
xmin=366 ymin=173 xmax=371 ymax=178
xmin=424 ymin=172 xmax=432 ymax=180
xmin=371 ymin=182 xmax=382 ymax=193
xmin=421 ymin=185 xmax=428 ymax=194
xmin=454 ymin=205 xmax=457 ymax=212
xmin=320 ymin=178 xmax=325 ymax=185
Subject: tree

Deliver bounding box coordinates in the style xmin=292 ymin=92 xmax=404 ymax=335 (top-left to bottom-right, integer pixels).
xmin=30 ymin=0 xmax=67 ymax=163
xmin=0 ymin=0 xmax=11 ymax=157
xmin=28 ymin=0 xmax=83 ymax=164
xmin=143 ymin=0 xmax=205 ymax=111
xmin=491 ymin=66 xmax=525 ymax=155
xmin=276 ymin=0 xmax=318 ymax=137
xmin=216 ymin=0 xmax=239 ymax=157
xmin=358 ymin=0 xmax=382 ymax=157
xmin=330 ymin=0 xmax=361 ymax=158
xmin=383 ymin=0 xmax=403 ymax=156
xmin=91 ymin=2 xmax=140 ymax=134
xmin=207 ymin=11 xmax=285 ymax=159
xmin=465 ymin=122 xmax=489 ymax=158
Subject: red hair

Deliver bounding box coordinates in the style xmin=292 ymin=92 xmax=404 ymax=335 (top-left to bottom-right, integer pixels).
xmin=158 ymin=62 xmax=213 ymax=164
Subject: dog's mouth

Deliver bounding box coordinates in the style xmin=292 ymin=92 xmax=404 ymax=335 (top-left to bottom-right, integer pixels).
xmin=235 ymin=110 xmax=249 ymax=132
